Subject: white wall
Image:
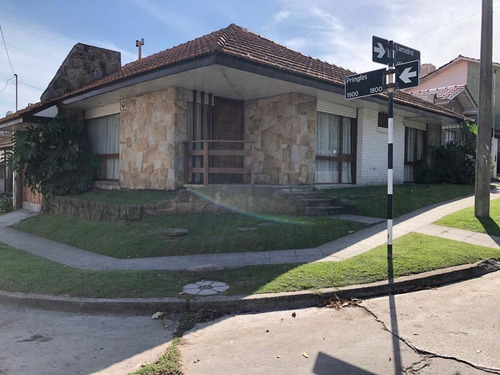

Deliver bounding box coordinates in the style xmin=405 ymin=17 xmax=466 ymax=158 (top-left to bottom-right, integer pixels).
xmin=356 ymin=107 xmax=405 ymax=185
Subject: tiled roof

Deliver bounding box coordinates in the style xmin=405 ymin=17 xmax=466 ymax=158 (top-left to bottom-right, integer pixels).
xmin=55 ymin=23 xmax=354 ymax=98
xmin=411 ymin=85 xmax=466 ymax=100
xmin=1 ymin=24 xmax=464 ymax=123
xmin=393 ymin=90 xmax=464 ymax=119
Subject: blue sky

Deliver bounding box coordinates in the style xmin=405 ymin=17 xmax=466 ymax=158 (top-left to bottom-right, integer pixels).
xmin=1 ymin=0 xmax=499 ymax=117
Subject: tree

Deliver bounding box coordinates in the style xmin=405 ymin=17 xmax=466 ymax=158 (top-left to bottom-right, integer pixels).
xmin=11 ymin=116 xmax=99 ymax=198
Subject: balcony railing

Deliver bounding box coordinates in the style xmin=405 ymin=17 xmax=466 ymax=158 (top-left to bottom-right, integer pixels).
xmin=184 ymin=140 xmax=255 ymax=185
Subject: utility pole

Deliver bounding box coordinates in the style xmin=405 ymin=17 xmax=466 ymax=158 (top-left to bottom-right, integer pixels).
xmin=14 ymin=73 xmax=18 ymax=111
xmin=475 ymin=0 xmax=493 ymax=217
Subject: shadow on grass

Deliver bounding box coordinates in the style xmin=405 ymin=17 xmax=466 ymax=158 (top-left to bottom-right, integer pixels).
xmin=477 ymin=216 xmax=500 ymax=237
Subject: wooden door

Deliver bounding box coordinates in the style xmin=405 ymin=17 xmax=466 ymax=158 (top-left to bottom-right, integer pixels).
xmin=212 ymin=97 xmax=244 ymax=183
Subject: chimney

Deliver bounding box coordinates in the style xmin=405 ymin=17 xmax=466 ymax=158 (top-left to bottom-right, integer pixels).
xmin=421 ymin=63 xmax=436 ymax=77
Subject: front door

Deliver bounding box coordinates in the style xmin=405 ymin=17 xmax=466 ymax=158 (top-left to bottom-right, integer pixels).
xmin=212 ymin=97 xmax=244 ymax=183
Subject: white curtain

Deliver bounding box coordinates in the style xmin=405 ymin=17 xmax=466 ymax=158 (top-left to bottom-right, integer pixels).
xmin=87 ymin=114 xmax=120 ymax=180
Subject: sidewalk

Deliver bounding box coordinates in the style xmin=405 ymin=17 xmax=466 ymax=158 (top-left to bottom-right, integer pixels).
xmin=1 ymin=192 xmax=500 ymax=271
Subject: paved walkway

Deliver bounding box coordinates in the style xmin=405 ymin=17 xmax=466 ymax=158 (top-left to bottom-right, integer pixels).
xmin=1 ymin=192 xmax=500 ymax=271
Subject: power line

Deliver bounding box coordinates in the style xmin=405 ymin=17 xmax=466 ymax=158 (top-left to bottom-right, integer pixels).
xmin=0 ymin=77 xmax=15 ymax=94
xmin=20 ymin=81 xmax=43 ymax=91
xmin=334 ymin=5 xmax=500 ymax=67
xmin=0 ymin=25 xmax=15 ymax=75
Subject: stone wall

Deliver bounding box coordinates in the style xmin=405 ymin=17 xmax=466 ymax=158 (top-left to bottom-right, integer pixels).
xmin=119 ymin=87 xmax=188 ymax=190
xmin=41 ymin=43 xmax=121 ymax=102
xmin=44 ymin=186 xmax=302 ymax=221
xmin=245 ymin=93 xmax=317 ymax=184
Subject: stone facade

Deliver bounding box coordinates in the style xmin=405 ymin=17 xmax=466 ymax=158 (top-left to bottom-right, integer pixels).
xmin=41 ymin=43 xmax=121 ymax=102
xmin=119 ymin=87 xmax=188 ymax=190
xmin=245 ymin=93 xmax=317 ymax=184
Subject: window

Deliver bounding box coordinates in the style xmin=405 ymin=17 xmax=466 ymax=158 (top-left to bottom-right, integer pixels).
xmin=315 ymin=112 xmax=356 ymax=184
xmin=378 ymin=112 xmax=388 ymax=128
xmin=87 ymin=114 xmax=120 ymax=180
xmin=404 ymin=127 xmax=426 ymax=182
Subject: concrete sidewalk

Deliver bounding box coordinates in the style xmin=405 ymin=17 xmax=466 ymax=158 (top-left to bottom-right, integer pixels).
xmin=1 ymin=192 xmax=500 ymax=271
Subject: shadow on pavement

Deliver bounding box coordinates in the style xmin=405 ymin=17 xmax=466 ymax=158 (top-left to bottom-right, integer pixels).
xmin=313 ymin=352 xmax=372 ymax=374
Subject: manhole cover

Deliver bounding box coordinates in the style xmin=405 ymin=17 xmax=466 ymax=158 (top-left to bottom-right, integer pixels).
xmin=183 ymin=280 xmax=229 ymax=296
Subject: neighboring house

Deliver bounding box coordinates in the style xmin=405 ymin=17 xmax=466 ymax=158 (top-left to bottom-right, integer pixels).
xmin=406 ymin=55 xmax=500 ymax=172
xmin=0 ymin=24 xmax=465 ymax=210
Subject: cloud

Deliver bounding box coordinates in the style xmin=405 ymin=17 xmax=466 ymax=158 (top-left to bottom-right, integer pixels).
xmin=266 ymin=0 xmax=498 ymax=73
xmin=0 ymin=18 xmax=75 ymax=117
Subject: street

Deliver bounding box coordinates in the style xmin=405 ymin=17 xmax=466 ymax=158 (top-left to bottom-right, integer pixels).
xmin=181 ymin=271 xmax=500 ymax=374
xmin=0 ymin=271 xmax=499 ymax=374
xmin=0 ymin=306 xmax=176 ymax=374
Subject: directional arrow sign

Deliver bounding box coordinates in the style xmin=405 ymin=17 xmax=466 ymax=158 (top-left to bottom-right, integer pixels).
xmin=395 ymin=60 xmax=420 ymax=89
xmin=372 ymin=36 xmax=421 ymax=66
xmin=345 ymin=68 xmax=386 ymax=100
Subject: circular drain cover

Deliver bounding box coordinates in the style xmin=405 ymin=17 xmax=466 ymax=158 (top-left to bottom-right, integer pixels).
xmin=183 ymin=280 xmax=229 ymax=296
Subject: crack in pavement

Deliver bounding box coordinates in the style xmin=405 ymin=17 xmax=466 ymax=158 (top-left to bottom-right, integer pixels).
xmin=351 ymin=302 xmax=500 ymax=374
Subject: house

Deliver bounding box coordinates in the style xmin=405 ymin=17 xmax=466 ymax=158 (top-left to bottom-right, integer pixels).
xmin=406 ymin=55 xmax=500 ymax=172
xmin=0 ymin=24 xmax=465 ymax=211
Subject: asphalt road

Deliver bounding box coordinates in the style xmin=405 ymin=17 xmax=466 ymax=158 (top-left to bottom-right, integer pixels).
xmin=0 ymin=307 xmax=176 ymax=375
xmin=1 ymin=271 xmax=499 ymax=374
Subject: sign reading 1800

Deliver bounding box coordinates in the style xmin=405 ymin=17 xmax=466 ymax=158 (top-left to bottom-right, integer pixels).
xmin=345 ymin=68 xmax=385 ymax=100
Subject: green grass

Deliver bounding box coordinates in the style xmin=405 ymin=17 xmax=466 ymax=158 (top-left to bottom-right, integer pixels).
xmin=14 ymin=214 xmax=365 ymax=258
xmin=132 ymin=338 xmax=182 ymax=375
xmin=436 ymin=197 xmax=500 ymax=236
xmin=1 ymin=233 xmax=498 ymax=298
xmin=66 ymin=189 xmax=177 ymax=206
xmin=324 ymin=184 xmax=474 ymax=218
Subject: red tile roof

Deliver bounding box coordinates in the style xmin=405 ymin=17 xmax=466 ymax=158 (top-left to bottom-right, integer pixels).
xmin=1 ymin=24 xmax=464 ymax=123
xmin=411 ymin=85 xmax=466 ymax=100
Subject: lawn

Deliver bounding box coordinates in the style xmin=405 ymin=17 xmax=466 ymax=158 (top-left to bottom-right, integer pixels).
xmin=435 ymin=197 xmax=500 ymax=236
xmin=0 ymin=233 xmax=498 ymax=298
xmin=14 ymin=213 xmax=365 ymax=258
xmin=324 ymin=183 xmax=474 ymax=218
xmin=66 ymin=189 xmax=177 ymax=206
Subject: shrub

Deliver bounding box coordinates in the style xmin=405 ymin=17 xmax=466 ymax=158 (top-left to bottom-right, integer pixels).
xmin=0 ymin=192 xmax=13 ymax=213
xmin=11 ymin=116 xmax=100 ymax=198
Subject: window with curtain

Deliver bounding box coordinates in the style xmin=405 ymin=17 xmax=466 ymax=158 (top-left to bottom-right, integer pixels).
xmin=87 ymin=114 xmax=120 ymax=180
xmin=404 ymin=127 xmax=426 ymax=182
xmin=315 ymin=112 xmax=356 ymax=184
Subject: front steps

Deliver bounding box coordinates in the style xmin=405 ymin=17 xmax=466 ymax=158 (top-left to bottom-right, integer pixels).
xmin=278 ymin=186 xmax=344 ymax=216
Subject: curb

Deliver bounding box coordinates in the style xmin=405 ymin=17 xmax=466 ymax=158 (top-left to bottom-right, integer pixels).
xmin=1 ymin=259 xmax=499 ymax=315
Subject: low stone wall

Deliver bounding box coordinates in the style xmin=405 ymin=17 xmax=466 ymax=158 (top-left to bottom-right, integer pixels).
xmin=43 ymin=186 xmax=301 ymax=221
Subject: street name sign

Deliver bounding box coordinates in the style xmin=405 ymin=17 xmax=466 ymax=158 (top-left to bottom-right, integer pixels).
xmin=395 ymin=60 xmax=420 ymax=89
xmin=372 ymin=36 xmax=421 ymax=66
xmin=345 ymin=68 xmax=386 ymax=100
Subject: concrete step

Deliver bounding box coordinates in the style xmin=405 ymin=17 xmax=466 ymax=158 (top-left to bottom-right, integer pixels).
xmin=304 ymin=205 xmax=344 ymax=216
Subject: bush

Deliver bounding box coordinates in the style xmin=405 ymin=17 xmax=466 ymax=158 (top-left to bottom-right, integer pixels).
xmin=11 ymin=116 xmax=100 ymax=198
xmin=433 ymin=141 xmax=476 ymax=184
xmin=0 ymin=192 xmax=13 ymax=213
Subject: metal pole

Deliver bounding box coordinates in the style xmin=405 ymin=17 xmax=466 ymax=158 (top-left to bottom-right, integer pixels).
xmin=475 ymin=0 xmax=493 ymax=217
xmin=387 ymin=42 xmax=395 ymax=263
xmin=14 ymin=74 xmax=18 ymax=112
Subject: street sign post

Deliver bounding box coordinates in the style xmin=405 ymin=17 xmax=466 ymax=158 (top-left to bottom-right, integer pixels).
xmin=372 ymin=36 xmax=421 ymax=66
xmin=345 ymin=68 xmax=386 ymax=100
xmin=346 ymin=36 xmax=422 ymax=273
xmin=395 ymin=60 xmax=420 ymax=89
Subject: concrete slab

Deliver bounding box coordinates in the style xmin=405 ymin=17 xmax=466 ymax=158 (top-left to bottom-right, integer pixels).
xmin=330 ymin=214 xmax=385 ymax=225
xmin=364 ymin=271 xmax=500 ymax=372
xmin=180 ymin=306 xmax=421 ymax=375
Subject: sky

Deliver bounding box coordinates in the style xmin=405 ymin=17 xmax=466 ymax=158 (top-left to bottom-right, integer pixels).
xmin=0 ymin=0 xmax=499 ymax=118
